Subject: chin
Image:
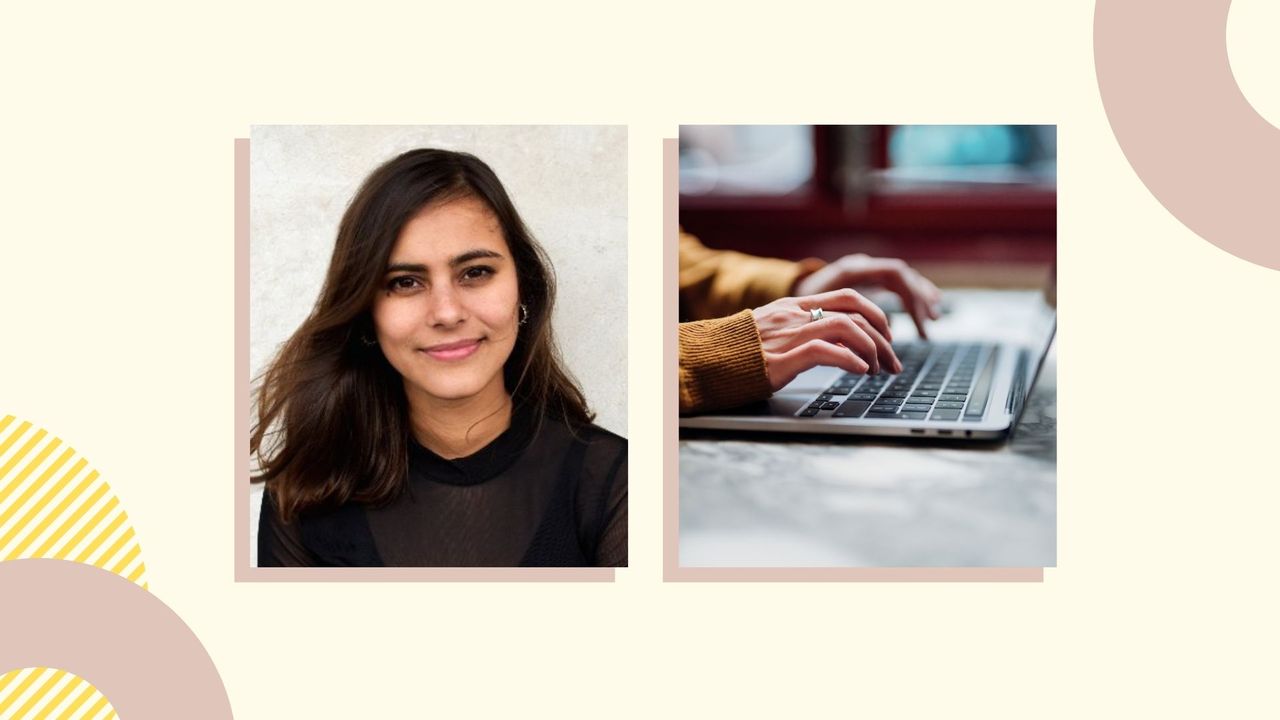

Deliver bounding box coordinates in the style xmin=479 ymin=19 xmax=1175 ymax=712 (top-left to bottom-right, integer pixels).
xmin=406 ymin=373 xmax=498 ymax=403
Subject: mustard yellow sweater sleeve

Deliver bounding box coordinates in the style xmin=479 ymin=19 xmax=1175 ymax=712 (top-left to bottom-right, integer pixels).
xmin=676 ymin=232 xmax=826 ymax=415
xmin=678 ymin=231 xmax=822 ymax=320
xmin=678 ymin=310 xmax=774 ymax=415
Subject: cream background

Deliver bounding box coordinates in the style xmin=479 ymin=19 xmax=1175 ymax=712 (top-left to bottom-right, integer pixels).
xmin=0 ymin=1 xmax=1277 ymax=718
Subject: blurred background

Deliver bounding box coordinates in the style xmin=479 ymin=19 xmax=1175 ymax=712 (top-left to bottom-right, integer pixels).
xmin=679 ymin=125 xmax=1056 ymax=288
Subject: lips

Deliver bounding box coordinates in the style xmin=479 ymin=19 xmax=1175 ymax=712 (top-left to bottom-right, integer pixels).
xmin=420 ymin=338 xmax=483 ymax=362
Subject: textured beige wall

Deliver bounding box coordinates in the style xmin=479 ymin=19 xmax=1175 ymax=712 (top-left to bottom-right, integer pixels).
xmin=249 ymin=125 xmax=627 ymax=435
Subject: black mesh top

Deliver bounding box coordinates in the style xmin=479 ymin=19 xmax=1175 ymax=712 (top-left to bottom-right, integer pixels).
xmin=258 ymin=405 xmax=627 ymax=567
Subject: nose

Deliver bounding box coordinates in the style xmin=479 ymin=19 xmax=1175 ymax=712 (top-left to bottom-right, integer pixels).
xmin=428 ymin=285 xmax=466 ymax=328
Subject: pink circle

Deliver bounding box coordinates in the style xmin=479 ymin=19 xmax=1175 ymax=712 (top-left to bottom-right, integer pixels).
xmin=1095 ymin=0 xmax=1280 ymax=270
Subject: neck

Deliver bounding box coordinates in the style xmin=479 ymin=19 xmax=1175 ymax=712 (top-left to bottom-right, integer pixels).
xmin=406 ymin=382 xmax=514 ymax=460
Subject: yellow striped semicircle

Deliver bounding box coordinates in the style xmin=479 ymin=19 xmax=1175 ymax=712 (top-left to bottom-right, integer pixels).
xmin=0 ymin=414 xmax=147 ymax=589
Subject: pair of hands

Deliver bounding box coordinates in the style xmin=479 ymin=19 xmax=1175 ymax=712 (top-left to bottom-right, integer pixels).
xmin=752 ymin=254 xmax=942 ymax=392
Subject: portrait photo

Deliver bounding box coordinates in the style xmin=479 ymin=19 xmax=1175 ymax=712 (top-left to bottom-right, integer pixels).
xmin=246 ymin=125 xmax=627 ymax=569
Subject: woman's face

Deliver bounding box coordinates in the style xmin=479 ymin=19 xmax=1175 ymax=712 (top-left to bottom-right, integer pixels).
xmin=371 ymin=195 xmax=521 ymax=408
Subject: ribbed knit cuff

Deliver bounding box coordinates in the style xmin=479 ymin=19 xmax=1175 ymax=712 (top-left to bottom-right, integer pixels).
xmin=678 ymin=310 xmax=773 ymax=415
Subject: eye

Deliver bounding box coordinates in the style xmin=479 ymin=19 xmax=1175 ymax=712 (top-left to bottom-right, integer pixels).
xmin=460 ymin=265 xmax=495 ymax=283
xmin=386 ymin=275 xmax=423 ymax=293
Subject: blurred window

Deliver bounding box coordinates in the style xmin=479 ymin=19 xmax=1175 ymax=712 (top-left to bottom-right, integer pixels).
xmin=679 ymin=125 xmax=814 ymax=196
xmin=677 ymin=125 xmax=1056 ymax=268
xmin=881 ymin=125 xmax=1056 ymax=189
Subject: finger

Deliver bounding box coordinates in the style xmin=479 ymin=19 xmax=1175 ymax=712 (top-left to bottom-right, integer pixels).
xmin=801 ymin=289 xmax=891 ymax=341
xmin=891 ymin=268 xmax=940 ymax=330
xmin=911 ymin=296 xmax=930 ymax=340
xmin=775 ymin=339 xmax=869 ymax=388
xmin=909 ymin=271 xmax=943 ymax=318
xmin=924 ymin=278 xmax=942 ymax=306
xmin=868 ymin=260 xmax=941 ymax=324
xmin=790 ymin=314 xmax=883 ymax=374
xmin=901 ymin=289 xmax=929 ymax=340
xmin=902 ymin=291 xmax=930 ymax=339
xmin=850 ymin=313 xmax=902 ymax=374
xmin=870 ymin=268 xmax=931 ymax=340
xmin=821 ymin=313 xmax=900 ymax=374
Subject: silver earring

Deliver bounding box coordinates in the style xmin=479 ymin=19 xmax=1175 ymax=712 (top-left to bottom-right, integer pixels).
xmin=361 ymin=335 xmax=378 ymax=347
xmin=519 ymin=304 xmax=529 ymax=326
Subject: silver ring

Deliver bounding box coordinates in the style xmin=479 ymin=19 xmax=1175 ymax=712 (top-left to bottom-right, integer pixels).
xmin=809 ymin=307 xmax=824 ymax=323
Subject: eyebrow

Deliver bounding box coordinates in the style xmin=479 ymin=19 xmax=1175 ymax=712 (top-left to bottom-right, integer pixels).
xmin=384 ymin=249 xmax=504 ymax=274
xmin=449 ymin=249 xmax=503 ymax=267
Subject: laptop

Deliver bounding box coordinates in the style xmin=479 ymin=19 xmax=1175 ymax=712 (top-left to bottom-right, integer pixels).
xmin=679 ymin=288 xmax=1056 ymax=441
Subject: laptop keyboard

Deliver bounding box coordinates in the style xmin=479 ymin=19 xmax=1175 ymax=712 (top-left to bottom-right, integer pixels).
xmin=797 ymin=342 xmax=997 ymax=422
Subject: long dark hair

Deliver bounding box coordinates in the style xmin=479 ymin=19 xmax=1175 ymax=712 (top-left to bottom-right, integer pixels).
xmin=252 ymin=149 xmax=593 ymax=522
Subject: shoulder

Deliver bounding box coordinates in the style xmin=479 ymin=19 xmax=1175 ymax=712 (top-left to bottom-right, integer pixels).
xmin=570 ymin=422 xmax=626 ymax=489
xmin=559 ymin=420 xmax=626 ymax=460
xmin=575 ymin=422 xmax=626 ymax=451
xmin=531 ymin=411 xmax=624 ymax=450
xmin=538 ymin=417 xmax=626 ymax=479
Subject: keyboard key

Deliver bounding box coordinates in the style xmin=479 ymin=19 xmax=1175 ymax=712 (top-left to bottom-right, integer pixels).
xmin=851 ymin=393 xmax=880 ymax=401
xmin=821 ymin=401 xmax=839 ymax=410
xmin=867 ymin=406 xmax=899 ymax=415
xmin=833 ymin=400 xmax=871 ymax=418
xmin=939 ymin=394 xmax=968 ymax=403
xmin=800 ymin=408 xmax=820 ymax=417
xmin=934 ymin=401 xmax=965 ymax=409
xmin=910 ymin=390 xmax=938 ymax=397
xmin=930 ymin=409 xmax=961 ymax=421
xmin=875 ymin=397 xmax=906 ymax=406
xmin=896 ymin=412 xmax=928 ymax=420
xmin=903 ymin=404 xmax=934 ymax=413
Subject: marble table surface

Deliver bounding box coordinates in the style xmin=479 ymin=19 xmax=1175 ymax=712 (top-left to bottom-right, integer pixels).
xmin=678 ymin=290 xmax=1057 ymax=568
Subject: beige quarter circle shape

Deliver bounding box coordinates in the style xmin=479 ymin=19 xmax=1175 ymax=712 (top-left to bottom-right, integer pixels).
xmin=0 ymin=560 xmax=232 ymax=719
xmin=1094 ymin=0 xmax=1280 ymax=270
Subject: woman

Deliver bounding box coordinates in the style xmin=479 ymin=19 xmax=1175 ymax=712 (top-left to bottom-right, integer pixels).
xmin=253 ymin=149 xmax=626 ymax=567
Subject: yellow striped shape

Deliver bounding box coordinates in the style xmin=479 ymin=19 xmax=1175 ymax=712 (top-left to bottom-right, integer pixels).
xmin=0 ymin=414 xmax=147 ymax=589
xmin=0 ymin=667 xmax=118 ymax=719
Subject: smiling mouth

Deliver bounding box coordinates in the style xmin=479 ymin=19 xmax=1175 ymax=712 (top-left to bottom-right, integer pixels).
xmin=420 ymin=338 xmax=484 ymax=362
